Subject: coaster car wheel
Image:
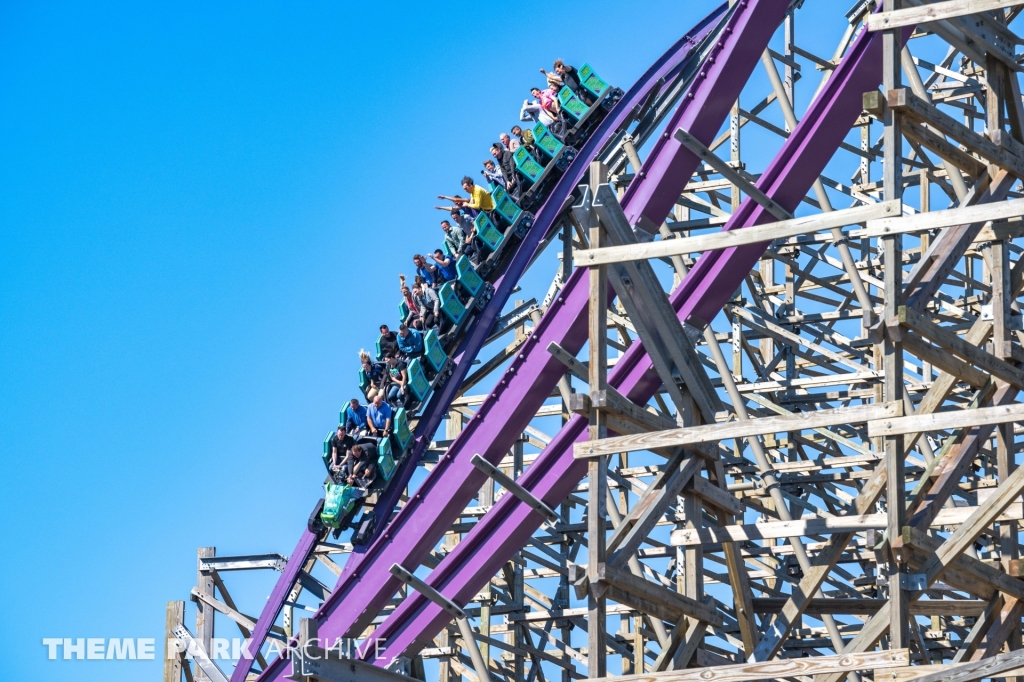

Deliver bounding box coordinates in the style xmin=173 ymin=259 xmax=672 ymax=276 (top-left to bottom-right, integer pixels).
xmin=556 ymin=146 xmax=578 ymax=171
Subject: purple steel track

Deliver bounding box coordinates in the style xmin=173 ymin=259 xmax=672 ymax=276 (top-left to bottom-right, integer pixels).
xmin=229 ymin=529 xmax=318 ymax=681
xmin=364 ymin=0 xmax=796 ymax=663
xmin=365 ymin=3 xmax=901 ymax=665
xmin=341 ymin=0 xmax=729 ymax=559
xmin=244 ymin=6 xmax=730 ymax=681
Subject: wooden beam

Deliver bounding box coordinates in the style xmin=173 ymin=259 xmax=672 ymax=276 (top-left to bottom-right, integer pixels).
xmin=674 ymin=129 xmax=792 ymax=221
xmin=868 ymin=0 xmax=1024 ymax=31
xmin=889 ymin=88 xmax=1024 ymax=178
xmin=897 ymin=647 xmax=1024 ymax=682
xmin=576 ymin=402 xmax=901 ymax=458
xmin=901 ymin=526 xmax=1024 ymax=601
xmin=672 ymin=504 xmax=1024 ymax=546
xmin=896 ymin=305 xmax=1024 ymax=389
xmin=606 ymin=452 xmax=703 ymax=567
xmin=596 ymin=563 xmax=724 ymax=627
xmin=164 ymin=601 xmax=184 ymax=682
xmin=585 ymin=649 xmax=909 ymax=682
xmin=592 ymin=184 xmax=722 ymax=422
xmin=870 ymin=400 xmax=1024 ymax=437
xmin=578 ymin=201 xmax=899 ymax=266
xmin=752 ymin=597 xmax=987 ymax=616
xmin=901 ymin=120 xmax=989 ymax=177
xmin=860 ymin=196 xmax=1024 ymax=238
xmin=547 ymin=341 xmax=588 ymax=382
xmin=899 ymin=331 xmax=992 ymax=388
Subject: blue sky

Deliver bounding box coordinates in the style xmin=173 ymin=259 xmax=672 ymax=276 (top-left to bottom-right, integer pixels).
xmin=0 ymin=1 xmax=863 ymax=679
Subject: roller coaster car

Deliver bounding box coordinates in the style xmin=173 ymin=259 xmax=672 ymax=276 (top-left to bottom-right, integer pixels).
xmin=512 ymin=125 xmax=578 ymax=212
xmin=558 ymin=64 xmax=623 ymax=147
xmin=312 ymin=435 xmax=401 ymax=539
xmin=474 ymin=201 xmax=534 ymax=279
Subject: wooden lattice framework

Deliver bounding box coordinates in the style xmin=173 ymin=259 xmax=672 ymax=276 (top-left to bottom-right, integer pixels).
xmin=166 ymin=2 xmax=1024 ymax=681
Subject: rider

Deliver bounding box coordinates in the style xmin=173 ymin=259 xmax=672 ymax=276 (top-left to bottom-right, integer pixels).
xmin=343 ymin=398 xmax=368 ymax=435
xmin=366 ymin=393 xmax=392 ymax=439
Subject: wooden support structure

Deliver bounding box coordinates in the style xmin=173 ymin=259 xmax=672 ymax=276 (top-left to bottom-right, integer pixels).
xmin=169 ymin=4 xmax=1024 ymax=681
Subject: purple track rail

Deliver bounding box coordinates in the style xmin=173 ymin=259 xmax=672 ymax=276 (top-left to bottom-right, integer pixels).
xmin=365 ymin=3 xmax=900 ymax=665
xmin=240 ymin=7 xmax=730 ymax=681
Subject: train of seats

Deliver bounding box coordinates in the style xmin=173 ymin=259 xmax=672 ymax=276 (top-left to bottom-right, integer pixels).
xmin=308 ymin=64 xmax=623 ymax=544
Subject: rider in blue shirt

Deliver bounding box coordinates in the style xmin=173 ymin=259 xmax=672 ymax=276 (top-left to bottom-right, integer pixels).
xmin=343 ymin=398 xmax=368 ymax=434
xmin=396 ymin=324 xmax=424 ymax=357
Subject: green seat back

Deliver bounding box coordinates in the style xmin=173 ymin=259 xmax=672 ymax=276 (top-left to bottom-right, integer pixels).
xmin=423 ymin=328 xmax=447 ymax=373
xmin=533 ymin=122 xmax=563 ymax=158
xmin=439 ymin=281 xmax=467 ymax=325
xmin=393 ymin=407 xmax=413 ymax=451
xmin=558 ymin=86 xmax=587 ymax=120
xmin=375 ymin=334 xmax=384 ymax=361
xmin=407 ymin=357 xmax=430 ymax=401
xmin=490 ymin=186 xmax=522 ymax=225
xmin=322 ymin=431 xmax=334 ymax=472
xmin=513 ymin=147 xmax=543 ymax=183
xmin=578 ymin=63 xmax=609 ymax=98
xmin=474 ymin=212 xmax=504 ymax=252
xmin=358 ymin=368 xmax=370 ymax=392
xmin=377 ymin=438 xmax=396 ymax=481
xmin=399 ymin=299 xmax=410 ymax=322
xmin=455 ymin=255 xmax=483 ymax=298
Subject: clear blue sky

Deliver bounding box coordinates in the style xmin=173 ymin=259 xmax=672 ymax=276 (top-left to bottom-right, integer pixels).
xmin=1 ymin=1 xmax=856 ymax=679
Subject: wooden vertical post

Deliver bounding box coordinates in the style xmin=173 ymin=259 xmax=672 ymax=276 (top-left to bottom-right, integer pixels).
xmin=587 ymin=161 xmax=608 ymax=678
xmin=195 ymin=547 xmax=215 ymax=680
xmin=881 ymin=0 xmax=908 ymax=652
xmin=164 ymin=600 xmax=184 ymax=682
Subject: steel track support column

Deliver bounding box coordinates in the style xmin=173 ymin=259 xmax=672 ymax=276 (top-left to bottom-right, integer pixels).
xmin=587 ymin=161 xmax=609 ymax=678
xmin=882 ymin=0 xmax=909 ymax=652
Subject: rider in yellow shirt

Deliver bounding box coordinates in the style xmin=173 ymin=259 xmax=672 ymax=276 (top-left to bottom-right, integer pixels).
xmin=436 ymin=176 xmax=495 ymax=213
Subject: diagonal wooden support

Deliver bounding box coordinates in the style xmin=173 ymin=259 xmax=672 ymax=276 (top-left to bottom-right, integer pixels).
xmin=898 ymin=331 xmax=991 ymax=388
xmin=917 ymin=459 xmax=1024 ymax=587
xmin=590 ymin=183 xmax=723 ymax=423
xmin=888 ymin=90 xmax=1024 ymax=176
xmin=651 ymin=602 xmax=713 ymax=673
xmin=901 ymin=526 xmax=1024 ymax=601
xmin=674 ymin=129 xmax=793 ymax=221
xmin=903 ymin=168 xmax=1016 ymax=309
xmin=595 ymin=563 xmax=724 ymax=627
xmin=814 ymin=469 xmax=1024 ymax=682
xmin=896 ymin=305 xmax=1024 ymax=389
xmin=901 ymin=120 xmax=988 ymax=177
xmin=606 ymin=450 xmax=703 ymax=566
xmin=905 ymin=383 xmax=1018 ymax=530
xmin=971 ymin=597 xmax=1024 ymax=661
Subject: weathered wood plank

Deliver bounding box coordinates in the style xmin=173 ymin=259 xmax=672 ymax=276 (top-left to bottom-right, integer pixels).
xmin=578 ymin=201 xmax=899 ymax=266
xmin=869 ymin=401 xmax=1024 ymax=437
xmin=752 ymin=597 xmax=987 ymax=616
xmin=897 ymin=305 xmax=1024 ymax=389
xmin=672 ymin=504 xmax=1024 ymax=546
xmin=576 ymin=402 xmax=901 ymax=458
xmin=867 ymin=0 xmax=1024 ymax=32
xmin=596 ymin=563 xmax=724 ymax=627
xmin=586 ymin=649 xmax=909 ymax=682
